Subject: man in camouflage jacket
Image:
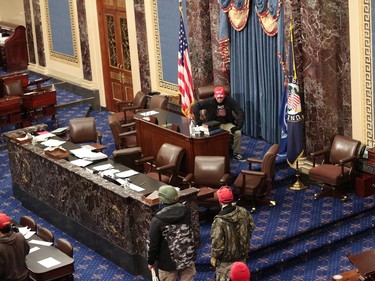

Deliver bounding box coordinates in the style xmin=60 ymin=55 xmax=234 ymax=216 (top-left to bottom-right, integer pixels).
xmin=210 ymin=186 xmax=255 ymax=280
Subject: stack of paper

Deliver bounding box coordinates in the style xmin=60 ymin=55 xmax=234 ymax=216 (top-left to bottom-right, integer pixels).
xmin=70 ymin=148 xmax=108 ymax=161
xmin=18 ymin=226 xmax=35 ymax=240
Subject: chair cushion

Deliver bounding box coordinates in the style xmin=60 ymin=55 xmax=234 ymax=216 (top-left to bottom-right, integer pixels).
xmin=309 ymin=164 xmax=351 ymax=186
xmin=4 ymin=80 xmax=23 ymax=96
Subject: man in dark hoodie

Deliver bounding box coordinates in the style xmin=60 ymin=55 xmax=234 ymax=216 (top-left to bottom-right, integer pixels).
xmin=147 ymin=185 xmax=196 ymax=281
xmin=210 ymin=186 xmax=255 ymax=281
xmin=0 ymin=213 xmax=30 ymax=281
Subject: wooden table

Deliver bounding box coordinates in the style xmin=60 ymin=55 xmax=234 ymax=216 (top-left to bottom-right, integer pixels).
xmin=26 ymin=236 xmax=74 ymax=281
xmin=134 ymin=109 xmax=229 ymax=174
xmin=0 ymin=96 xmax=22 ymax=127
xmin=331 ymin=270 xmax=361 ymax=281
xmin=22 ymin=89 xmax=57 ymax=123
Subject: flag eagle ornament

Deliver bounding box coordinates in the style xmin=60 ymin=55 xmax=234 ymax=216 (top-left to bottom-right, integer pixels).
xmin=178 ymin=1 xmax=195 ymax=117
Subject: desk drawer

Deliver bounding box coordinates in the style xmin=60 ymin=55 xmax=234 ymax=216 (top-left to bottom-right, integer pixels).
xmin=355 ymin=172 xmax=375 ymax=197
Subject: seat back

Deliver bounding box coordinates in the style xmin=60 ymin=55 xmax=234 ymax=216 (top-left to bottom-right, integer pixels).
xmin=194 ymin=156 xmax=226 ymax=188
xmin=20 ymin=215 xmax=37 ymax=231
xmin=37 ymin=227 xmax=54 ymax=243
xmin=108 ymin=115 xmax=123 ymax=149
xmin=329 ymin=135 xmax=361 ymax=168
xmin=55 ymin=238 xmax=73 ymax=257
xmin=261 ymin=144 xmax=280 ymax=182
xmin=149 ymin=95 xmax=168 ymax=110
xmin=69 ymin=117 xmax=97 ymax=143
xmin=133 ymin=91 xmax=147 ymax=109
xmin=4 ymin=80 xmax=24 ymax=96
xmin=155 ymin=143 xmax=185 ymax=181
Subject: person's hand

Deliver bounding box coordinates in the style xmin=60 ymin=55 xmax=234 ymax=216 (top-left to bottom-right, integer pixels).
xmin=230 ymin=126 xmax=239 ymax=134
xmin=210 ymin=257 xmax=217 ymax=267
xmin=148 ymin=264 xmax=154 ymax=270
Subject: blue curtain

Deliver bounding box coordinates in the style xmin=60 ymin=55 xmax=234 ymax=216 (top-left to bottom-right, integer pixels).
xmin=230 ymin=3 xmax=284 ymax=144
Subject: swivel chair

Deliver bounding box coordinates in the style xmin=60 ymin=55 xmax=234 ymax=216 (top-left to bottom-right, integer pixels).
xmin=233 ymin=144 xmax=279 ymax=212
xmin=67 ymin=117 xmax=102 ymax=145
xmin=115 ymin=90 xmax=147 ymax=123
xmin=309 ymin=134 xmax=361 ymax=200
xmin=108 ymin=114 xmax=137 ymax=149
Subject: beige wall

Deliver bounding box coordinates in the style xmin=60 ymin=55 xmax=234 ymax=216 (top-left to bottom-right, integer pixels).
xmin=0 ymin=0 xmax=25 ymax=26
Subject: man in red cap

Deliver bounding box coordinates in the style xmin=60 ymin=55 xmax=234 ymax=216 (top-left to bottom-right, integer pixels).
xmin=0 ymin=213 xmax=30 ymax=281
xmin=210 ymin=187 xmax=254 ymax=280
xmin=192 ymin=86 xmax=245 ymax=160
xmin=230 ymin=262 xmax=251 ymax=281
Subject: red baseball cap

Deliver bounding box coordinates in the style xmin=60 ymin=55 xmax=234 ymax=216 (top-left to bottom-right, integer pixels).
xmin=217 ymin=186 xmax=233 ymax=203
xmin=0 ymin=213 xmax=11 ymax=230
xmin=230 ymin=262 xmax=251 ymax=281
xmin=214 ymin=86 xmax=225 ymax=98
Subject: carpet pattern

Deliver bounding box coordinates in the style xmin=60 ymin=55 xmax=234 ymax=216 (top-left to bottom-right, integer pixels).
xmin=1 ymin=70 xmax=375 ymax=280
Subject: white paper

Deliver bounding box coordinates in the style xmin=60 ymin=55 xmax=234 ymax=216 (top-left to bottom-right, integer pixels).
xmin=24 ymin=231 xmax=36 ymax=240
xmin=29 ymin=246 xmax=40 ymax=253
xmin=38 ymin=257 xmax=61 ymax=268
xmin=93 ymin=163 xmax=113 ymax=171
xmin=51 ymin=127 xmax=68 ymax=134
xmin=100 ymin=169 xmax=120 ymax=177
xmin=81 ymin=144 xmax=97 ymax=151
xmin=41 ymin=139 xmax=65 ymax=147
xmin=70 ymin=148 xmax=107 ymax=161
xmin=18 ymin=226 xmax=29 ymax=235
xmin=35 ymin=133 xmax=56 ymax=141
xmin=29 ymin=239 xmax=53 ymax=246
xmin=140 ymin=110 xmax=159 ymax=117
xmin=115 ymin=170 xmax=139 ymax=178
xmin=70 ymin=159 xmax=93 ymax=167
xmin=128 ymin=183 xmax=145 ymax=192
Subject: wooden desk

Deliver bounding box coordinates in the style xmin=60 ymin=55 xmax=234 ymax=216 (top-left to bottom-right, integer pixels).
xmin=5 ymin=125 xmax=199 ymax=279
xmin=134 ymin=109 xmax=229 ymax=174
xmin=22 ymin=88 xmax=57 ymax=123
xmin=0 ymin=96 xmax=22 ymax=127
xmin=27 ymin=236 xmax=74 ymax=281
xmin=331 ymin=270 xmax=361 ymax=281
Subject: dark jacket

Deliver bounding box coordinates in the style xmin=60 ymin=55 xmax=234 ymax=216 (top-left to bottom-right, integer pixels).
xmin=211 ymin=204 xmax=255 ymax=263
xmin=192 ymin=96 xmax=245 ymax=128
xmin=0 ymin=231 xmax=30 ymax=281
xmin=147 ymin=202 xmax=196 ymax=271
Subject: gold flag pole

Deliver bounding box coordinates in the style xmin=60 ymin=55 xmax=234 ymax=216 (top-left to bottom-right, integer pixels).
xmin=289 ymin=160 xmax=307 ymax=190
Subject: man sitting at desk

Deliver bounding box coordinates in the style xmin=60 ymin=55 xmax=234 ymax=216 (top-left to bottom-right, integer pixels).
xmin=0 ymin=213 xmax=30 ymax=281
xmin=192 ymin=86 xmax=245 ymax=160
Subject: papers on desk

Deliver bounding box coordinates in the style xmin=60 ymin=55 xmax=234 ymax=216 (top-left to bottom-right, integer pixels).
xmin=100 ymin=169 xmax=120 ymax=178
xmin=92 ymin=163 xmax=113 ymax=171
xmin=29 ymin=239 xmax=53 ymax=246
xmin=70 ymin=159 xmax=93 ymax=167
xmin=29 ymin=246 xmax=40 ymax=254
xmin=140 ymin=110 xmax=159 ymax=117
xmin=116 ymin=179 xmax=145 ymax=192
xmin=81 ymin=144 xmax=98 ymax=151
xmin=41 ymin=139 xmax=65 ymax=147
xmin=18 ymin=226 xmax=35 ymax=240
xmin=38 ymin=257 xmax=61 ymax=268
xmin=51 ymin=126 xmax=68 ymax=134
xmin=23 ymin=91 xmax=37 ymax=96
xmin=70 ymin=147 xmax=108 ymax=161
xmin=115 ymin=169 xmax=138 ymax=178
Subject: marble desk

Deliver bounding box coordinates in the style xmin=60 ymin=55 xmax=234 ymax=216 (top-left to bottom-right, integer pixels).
xmin=4 ymin=125 xmax=199 ymax=279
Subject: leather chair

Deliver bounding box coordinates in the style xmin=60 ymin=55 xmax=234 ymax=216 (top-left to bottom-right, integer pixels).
xmin=20 ymin=215 xmax=37 ymax=231
xmin=68 ymin=117 xmax=102 ymax=144
xmin=182 ymin=156 xmax=230 ymax=207
xmin=108 ymin=114 xmax=137 ymax=150
xmin=55 ymin=238 xmax=73 ymax=257
xmin=135 ymin=143 xmax=185 ymax=186
xmin=3 ymin=79 xmax=24 ymax=96
xmin=115 ymin=91 xmax=147 ymax=123
xmin=147 ymin=94 xmax=168 ymax=110
xmin=309 ymin=135 xmax=361 ymax=200
xmin=233 ymin=144 xmax=279 ymax=212
xmin=113 ymin=147 xmax=143 ymax=171
xmin=37 ymin=226 xmax=54 ymax=243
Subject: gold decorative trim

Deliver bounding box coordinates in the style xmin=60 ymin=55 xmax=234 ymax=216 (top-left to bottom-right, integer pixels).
xmin=362 ymin=0 xmax=374 ymax=146
xmin=152 ymin=0 xmax=178 ymax=95
xmin=45 ymin=0 xmax=79 ymax=64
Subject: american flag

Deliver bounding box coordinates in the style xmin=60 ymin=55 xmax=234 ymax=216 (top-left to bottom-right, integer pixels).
xmin=178 ymin=2 xmax=195 ymax=118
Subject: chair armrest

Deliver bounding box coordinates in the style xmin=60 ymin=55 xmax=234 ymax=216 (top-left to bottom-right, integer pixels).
xmin=339 ymin=155 xmax=356 ymax=165
xmin=120 ymin=105 xmax=140 ymax=111
xmin=220 ymin=174 xmax=230 ymax=185
xmin=119 ymin=130 xmax=137 ymax=138
xmin=182 ymin=173 xmax=193 ymax=185
xmin=310 ymin=147 xmax=330 ymax=166
xmin=97 ymin=131 xmax=102 ymax=144
xmin=241 ymin=170 xmax=266 ymax=178
xmin=245 ymin=157 xmax=262 ymax=170
xmin=155 ymin=163 xmax=176 ymax=172
xmin=135 ymin=156 xmax=154 ymax=165
xmin=121 ymin=122 xmax=136 ymax=129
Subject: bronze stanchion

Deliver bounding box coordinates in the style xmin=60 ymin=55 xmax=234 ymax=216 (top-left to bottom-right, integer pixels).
xmin=289 ymin=160 xmax=308 ymax=190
